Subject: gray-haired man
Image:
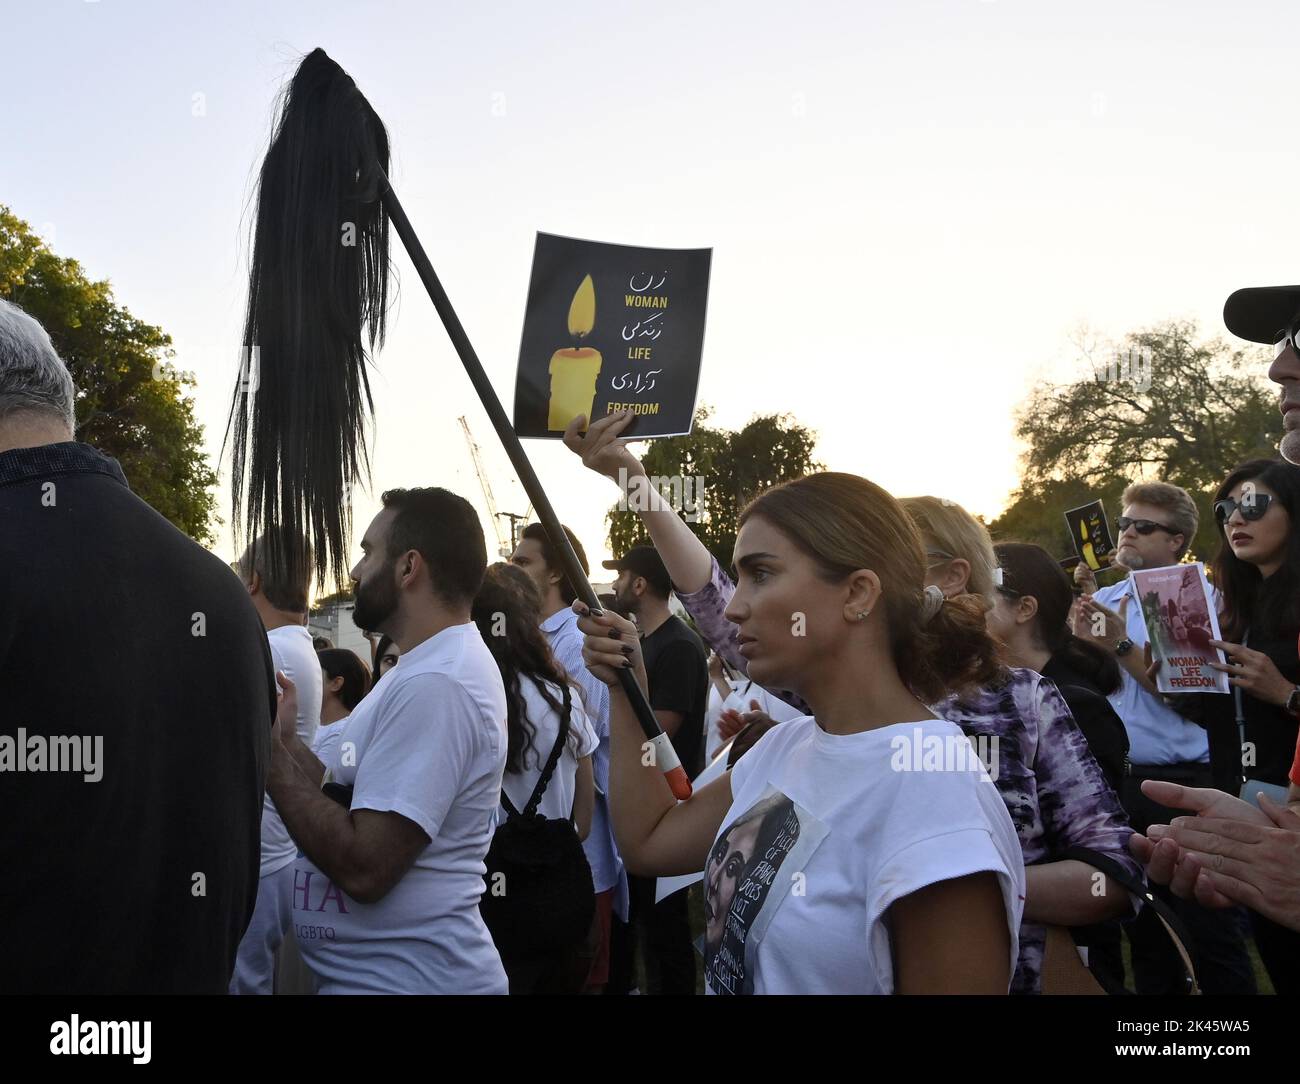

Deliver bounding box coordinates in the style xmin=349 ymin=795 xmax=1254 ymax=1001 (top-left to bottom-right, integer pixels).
xmin=0 ymin=298 xmax=274 ymax=992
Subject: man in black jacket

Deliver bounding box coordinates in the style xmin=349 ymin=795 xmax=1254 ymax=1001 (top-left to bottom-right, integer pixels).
xmin=602 ymin=545 xmax=707 ymax=995
xmin=0 ymin=298 xmax=274 ymax=993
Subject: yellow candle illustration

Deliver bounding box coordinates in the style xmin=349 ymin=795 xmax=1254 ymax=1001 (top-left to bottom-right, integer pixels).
xmin=548 ymin=274 xmax=602 ymax=431
xmin=1080 ymin=518 xmax=1098 ymax=570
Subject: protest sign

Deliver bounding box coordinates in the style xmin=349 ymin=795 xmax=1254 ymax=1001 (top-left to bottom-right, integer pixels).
xmin=1063 ymin=499 xmax=1115 ymax=571
xmin=513 ymin=232 xmax=711 ymax=439
xmin=1131 ymin=562 xmax=1229 ymax=694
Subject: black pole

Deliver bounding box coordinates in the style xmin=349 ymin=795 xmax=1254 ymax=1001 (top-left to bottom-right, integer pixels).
xmin=378 ymin=172 xmax=691 ymax=800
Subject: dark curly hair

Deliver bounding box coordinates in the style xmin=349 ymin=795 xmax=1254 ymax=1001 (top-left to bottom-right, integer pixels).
xmin=472 ymin=563 xmax=581 ymax=773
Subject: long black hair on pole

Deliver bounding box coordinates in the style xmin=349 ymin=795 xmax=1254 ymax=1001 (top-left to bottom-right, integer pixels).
xmin=228 ymin=48 xmax=690 ymax=799
xmin=224 ymin=48 xmax=390 ymax=590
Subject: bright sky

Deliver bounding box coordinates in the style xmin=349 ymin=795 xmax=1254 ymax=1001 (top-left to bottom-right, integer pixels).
xmin=3 ymin=0 xmax=1295 ymax=588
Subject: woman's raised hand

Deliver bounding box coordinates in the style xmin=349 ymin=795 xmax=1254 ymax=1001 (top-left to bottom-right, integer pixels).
xmin=562 ymin=410 xmax=646 ymax=485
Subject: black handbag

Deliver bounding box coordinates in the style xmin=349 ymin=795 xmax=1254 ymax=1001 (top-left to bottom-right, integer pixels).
xmin=1040 ymin=846 xmax=1199 ymax=995
xmin=480 ymin=681 xmax=595 ymax=959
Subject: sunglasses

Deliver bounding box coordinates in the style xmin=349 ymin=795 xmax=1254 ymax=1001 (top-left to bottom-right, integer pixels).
xmin=1115 ymin=516 xmax=1179 ymax=536
xmin=1214 ymin=494 xmax=1274 ymax=525
xmin=1274 ymin=321 xmax=1300 ymax=361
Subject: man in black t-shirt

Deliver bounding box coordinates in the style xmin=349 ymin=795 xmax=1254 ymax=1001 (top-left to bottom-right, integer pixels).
xmin=0 ymin=299 xmax=274 ymax=993
xmin=602 ymin=545 xmax=707 ymax=994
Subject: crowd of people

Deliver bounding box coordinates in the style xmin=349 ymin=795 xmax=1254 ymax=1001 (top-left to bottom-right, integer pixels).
xmin=5 ymin=278 xmax=1300 ymax=996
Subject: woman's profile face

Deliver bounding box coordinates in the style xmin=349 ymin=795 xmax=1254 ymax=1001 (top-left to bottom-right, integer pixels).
xmin=378 ymin=646 xmax=400 ymax=677
xmin=704 ymin=817 xmax=763 ymax=949
xmin=723 ymin=516 xmax=850 ymax=693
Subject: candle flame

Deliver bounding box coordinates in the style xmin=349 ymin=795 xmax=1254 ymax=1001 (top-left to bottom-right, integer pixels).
xmin=568 ymin=274 xmax=596 ymax=338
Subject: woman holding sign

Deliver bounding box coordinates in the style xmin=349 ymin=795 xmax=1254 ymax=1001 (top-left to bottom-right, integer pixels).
xmin=564 ymin=412 xmax=1138 ymax=994
xmin=570 ymin=450 xmax=1025 ymax=994
xmin=1179 ymin=459 xmax=1300 ymax=991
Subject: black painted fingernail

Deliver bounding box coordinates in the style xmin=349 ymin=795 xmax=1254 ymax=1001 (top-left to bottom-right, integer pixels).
xmin=621 ymin=645 xmax=634 ymax=655
xmin=608 ymin=628 xmax=621 ymax=640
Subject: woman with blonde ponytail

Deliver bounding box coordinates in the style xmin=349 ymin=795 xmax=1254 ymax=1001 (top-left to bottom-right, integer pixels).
xmin=571 ymin=468 xmax=1024 ymax=994
xmin=899 ymin=497 xmax=1142 ymax=994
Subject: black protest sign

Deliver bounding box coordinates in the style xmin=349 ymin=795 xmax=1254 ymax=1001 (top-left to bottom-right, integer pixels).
xmin=1063 ymin=499 xmax=1115 ymax=571
xmin=512 ymin=233 xmax=711 ymax=439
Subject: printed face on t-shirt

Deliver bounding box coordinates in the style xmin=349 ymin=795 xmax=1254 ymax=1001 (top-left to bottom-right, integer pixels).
xmin=704 ymin=815 xmax=763 ymax=950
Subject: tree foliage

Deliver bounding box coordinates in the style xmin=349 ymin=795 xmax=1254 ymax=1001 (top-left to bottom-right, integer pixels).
xmin=606 ymin=407 xmax=823 ymax=570
xmin=989 ymin=321 xmax=1282 ymax=565
xmin=0 ymin=206 xmax=218 ymax=543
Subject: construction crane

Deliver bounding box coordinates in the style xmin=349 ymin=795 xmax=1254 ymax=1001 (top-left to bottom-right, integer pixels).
xmin=459 ymin=415 xmax=522 ymax=559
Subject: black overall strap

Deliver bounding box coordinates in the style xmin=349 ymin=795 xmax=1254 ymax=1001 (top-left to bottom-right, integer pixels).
xmin=501 ymin=681 xmax=572 ymax=820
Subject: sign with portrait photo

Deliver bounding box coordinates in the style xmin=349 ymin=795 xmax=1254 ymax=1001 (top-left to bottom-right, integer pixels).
xmin=1131 ymin=562 xmax=1230 ymax=695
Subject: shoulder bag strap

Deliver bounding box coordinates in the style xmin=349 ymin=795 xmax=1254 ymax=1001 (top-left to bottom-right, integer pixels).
xmin=519 ymin=679 xmax=572 ymax=819
xmin=1063 ymin=845 xmax=1200 ymax=994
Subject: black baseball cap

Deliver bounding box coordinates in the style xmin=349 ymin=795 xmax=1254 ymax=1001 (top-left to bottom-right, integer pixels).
xmin=601 ymin=545 xmax=672 ymax=597
xmin=1223 ymin=285 xmax=1300 ymax=345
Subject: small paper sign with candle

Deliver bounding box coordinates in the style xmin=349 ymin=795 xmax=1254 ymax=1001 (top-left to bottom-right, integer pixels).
xmin=1062 ymin=499 xmax=1115 ymax=571
xmin=513 ymin=232 xmax=711 ymax=439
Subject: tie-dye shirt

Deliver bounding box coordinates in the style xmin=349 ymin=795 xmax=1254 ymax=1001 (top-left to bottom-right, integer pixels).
xmin=675 ymin=556 xmax=1141 ymax=995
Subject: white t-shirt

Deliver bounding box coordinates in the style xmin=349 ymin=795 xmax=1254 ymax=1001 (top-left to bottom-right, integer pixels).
xmin=312 ymin=720 xmax=346 ymax=767
xmin=497 ymin=677 xmax=599 ymax=825
xmin=704 ymin=715 xmax=1024 ymax=995
xmin=705 ymin=677 xmax=744 ymax=751
xmin=261 ymin=625 xmax=323 ymax=878
xmin=707 ymin=679 xmax=805 ymax=761
xmin=292 ymin=622 xmax=509 ymax=994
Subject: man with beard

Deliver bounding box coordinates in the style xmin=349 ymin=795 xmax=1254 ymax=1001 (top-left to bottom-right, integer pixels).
xmin=601 ymin=545 xmax=708 ymax=995
xmin=1074 ymin=482 xmax=1255 ymax=993
xmin=510 ymin=521 xmax=626 ymax=991
xmin=270 ymin=487 xmax=508 ymax=993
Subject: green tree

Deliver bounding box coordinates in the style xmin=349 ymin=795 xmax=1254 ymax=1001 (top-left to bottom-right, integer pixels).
xmin=990 ymin=321 xmax=1282 ymax=568
xmin=0 ymin=206 xmax=218 ymax=543
xmin=606 ymin=407 xmax=823 ymax=570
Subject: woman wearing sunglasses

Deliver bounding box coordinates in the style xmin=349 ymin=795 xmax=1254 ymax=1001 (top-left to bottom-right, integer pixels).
xmin=1173 ymin=459 xmax=1300 ymax=991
